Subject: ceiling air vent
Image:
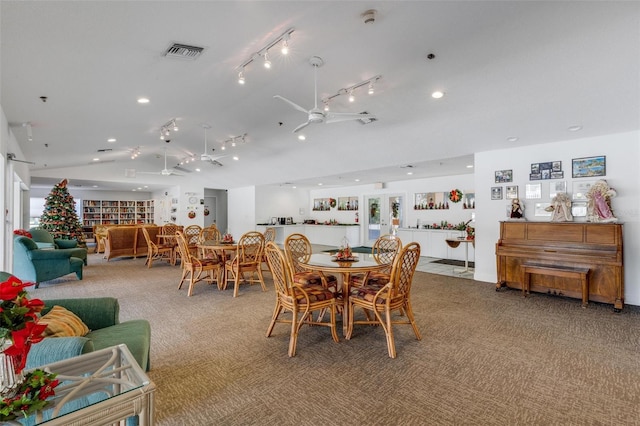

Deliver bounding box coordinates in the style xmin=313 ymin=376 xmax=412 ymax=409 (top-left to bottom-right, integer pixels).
xmin=163 ymin=43 xmax=205 ymax=60
xmin=358 ymin=111 xmax=378 ymax=125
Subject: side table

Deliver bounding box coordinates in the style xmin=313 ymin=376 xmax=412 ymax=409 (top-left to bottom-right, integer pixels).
xmin=22 ymin=344 xmax=155 ymax=425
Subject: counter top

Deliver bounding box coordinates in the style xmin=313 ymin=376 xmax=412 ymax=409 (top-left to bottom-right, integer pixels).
xmin=256 ymin=223 xmax=359 ymax=227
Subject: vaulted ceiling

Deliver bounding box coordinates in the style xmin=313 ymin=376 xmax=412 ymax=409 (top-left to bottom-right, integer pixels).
xmin=2 ymin=1 xmax=638 ymax=192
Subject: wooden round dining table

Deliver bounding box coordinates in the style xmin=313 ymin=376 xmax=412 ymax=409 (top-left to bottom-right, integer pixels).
xmin=196 ymin=240 xmax=239 ymax=288
xmin=299 ymin=252 xmax=390 ymax=335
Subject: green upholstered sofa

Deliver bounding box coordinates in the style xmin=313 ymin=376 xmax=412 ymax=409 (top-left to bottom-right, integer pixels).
xmin=28 ymin=227 xmax=88 ymax=265
xmin=13 ymin=236 xmax=83 ymax=288
xmin=26 ymin=297 xmax=151 ymax=372
xmin=0 ymin=272 xmax=151 ymax=372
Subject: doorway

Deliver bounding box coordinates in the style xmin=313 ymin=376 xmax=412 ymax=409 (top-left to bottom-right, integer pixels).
xmin=363 ymin=194 xmax=404 ymax=246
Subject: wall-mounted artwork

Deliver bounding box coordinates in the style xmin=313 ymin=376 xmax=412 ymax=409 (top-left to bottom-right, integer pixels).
xmin=414 ymin=192 xmax=448 ymax=209
xmin=495 ymin=170 xmax=513 ymax=183
xmin=549 ymin=181 xmax=567 ymax=198
xmin=572 ymin=181 xmax=596 ymax=200
xmin=530 ymin=161 xmax=563 ymax=180
xmin=491 ymin=187 xmax=503 ymax=200
xmin=462 ymin=192 xmax=475 ymax=209
xmin=525 ymin=183 xmax=542 ymax=199
xmin=505 ymin=186 xmax=518 ymax=199
xmin=534 ymin=203 xmax=552 ymax=217
xmin=572 ymin=155 xmax=606 ymax=178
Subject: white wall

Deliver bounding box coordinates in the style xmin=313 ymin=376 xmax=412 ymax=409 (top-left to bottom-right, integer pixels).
xmin=254 ymin=185 xmax=308 ymax=224
xmin=309 ymin=174 xmax=475 ymax=245
xmin=228 ymin=186 xmax=256 ymax=238
xmin=474 ymin=131 xmax=640 ymax=305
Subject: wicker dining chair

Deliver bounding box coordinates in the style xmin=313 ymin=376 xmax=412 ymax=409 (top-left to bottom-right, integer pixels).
xmin=346 ymin=242 xmax=421 ymax=358
xmin=265 ymin=242 xmax=339 ymax=357
xmin=224 ymin=231 xmax=266 ymax=297
xmin=198 ymin=225 xmax=221 ymax=243
xmin=284 ymin=234 xmax=337 ymax=290
xmin=260 ymin=227 xmax=277 ymax=274
xmin=141 ymin=226 xmax=174 ymax=268
xmin=175 ymin=231 xmax=221 ymax=296
xmin=350 ymin=234 xmax=402 ymax=288
xmin=183 ymin=225 xmax=202 ymax=255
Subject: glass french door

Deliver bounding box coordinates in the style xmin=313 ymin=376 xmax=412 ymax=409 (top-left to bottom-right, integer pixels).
xmin=363 ymin=194 xmax=404 ymax=246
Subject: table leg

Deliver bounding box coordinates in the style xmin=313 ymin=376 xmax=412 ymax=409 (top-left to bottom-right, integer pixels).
xmin=341 ymin=272 xmax=350 ymax=336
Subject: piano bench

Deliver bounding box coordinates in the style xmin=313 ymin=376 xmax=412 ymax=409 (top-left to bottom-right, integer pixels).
xmin=522 ymin=263 xmax=590 ymax=307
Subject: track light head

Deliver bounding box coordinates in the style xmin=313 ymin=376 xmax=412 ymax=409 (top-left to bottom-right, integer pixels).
xmin=238 ymin=70 xmax=245 ymax=85
xmin=263 ymin=52 xmax=271 ymax=69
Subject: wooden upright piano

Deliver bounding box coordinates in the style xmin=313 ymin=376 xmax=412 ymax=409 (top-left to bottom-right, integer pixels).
xmin=495 ymin=221 xmax=624 ymax=311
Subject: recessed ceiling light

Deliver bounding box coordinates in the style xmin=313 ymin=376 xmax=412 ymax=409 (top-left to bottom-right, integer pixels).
xmin=107 ymin=138 xmax=116 ymax=143
xmin=132 ymin=189 xmax=137 ymax=191
xmin=144 ymin=186 xmax=148 ymax=188
xmin=355 ymin=179 xmax=360 ymax=182
xmin=466 ymin=164 xmax=474 ymax=168
xmin=292 ymin=186 xmax=297 ymax=189
xmin=507 ymin=137 xmax=519 ymax=142
xmin=568 ymin=125 xmax=583 ymax=132
xmin=233 ymin=156 xmax=239 ymax=161
xmin=431 ymin=91 xmax=445 ymax=99
xmin=137 ymin=187 xmax=142 ymax=190
xmin=298 ymin=134 xmax=306 ymax=141
xmin=407 ymin=172 xmax=413 ymax=175
xmin=137 ymin=97 xmax=149 ymax=104
xmin=195 ymin=168 xmax=201 ymax=172
xmin=92 ymin=158 xmax=100 ymax=161
xmin=92 ymin=185 xmax=99 ymax=188
xmin=318 ymin=183 xmax=323 ymax=186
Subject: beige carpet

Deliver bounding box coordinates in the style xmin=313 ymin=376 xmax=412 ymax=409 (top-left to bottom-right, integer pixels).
xmin=32 ymin=253 xmax=640 ymax=425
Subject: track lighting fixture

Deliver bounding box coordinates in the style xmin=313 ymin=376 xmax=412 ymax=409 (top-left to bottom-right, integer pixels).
xmin=159 ymin=118 xmax=179 ymax=140
xmin=322 ymin=75 xmax=382 ymax=105
xmin=235 ymin=28 xmax=295 ymax=84
xmin=130 ymin=147 xmax=141 ymax=159
xmin=22 ymin=122 xmax=33 ymax=141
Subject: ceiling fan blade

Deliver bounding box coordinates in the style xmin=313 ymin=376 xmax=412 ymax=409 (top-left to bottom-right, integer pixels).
xmin=274 ymin=95 xmax=308 ymax=114
xmin=292 ymin=121 xmax=311 ymax=133
xmin=325 ymin=112 xmax=375 ymax=124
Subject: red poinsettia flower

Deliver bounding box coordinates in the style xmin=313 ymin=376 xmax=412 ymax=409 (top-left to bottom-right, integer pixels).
xmin=0 ymin=277 xmax=30 ymax=301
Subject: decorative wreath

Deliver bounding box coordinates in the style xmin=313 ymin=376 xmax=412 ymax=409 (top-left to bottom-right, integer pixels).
xmin=188 ymin=211 xmax=196 ymax=219
xmin=449 ymin=189 xmax=463 ymax=203
xmin=329 ymin=198 xmax=337 ymax=209
xmin=203 ymin=209 xmax=210 ymax=216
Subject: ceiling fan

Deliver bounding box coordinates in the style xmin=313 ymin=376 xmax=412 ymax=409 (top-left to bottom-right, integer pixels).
xmin=199 ymin=124 xmax=226 ymax=166
xmin=136 ymin=148 xmax=183 ymax=177
xmin=274 ymin=56 xmax=376 ymax=133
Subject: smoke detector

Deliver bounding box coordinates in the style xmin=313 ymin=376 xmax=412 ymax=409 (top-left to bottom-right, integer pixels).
xmin=362 ymin=9 xmax=377 ymax=24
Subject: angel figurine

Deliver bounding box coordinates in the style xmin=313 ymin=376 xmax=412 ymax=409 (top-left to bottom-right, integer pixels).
xmin=545 ymin=192 xmax=573 ymax=222
xmin=510 ymin=198 xmax=524 ymax=219
xmin=586 ymin=179 xmax=618 ymax=223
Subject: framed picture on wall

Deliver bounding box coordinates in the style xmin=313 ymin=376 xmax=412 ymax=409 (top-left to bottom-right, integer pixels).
xmin=572 ymin=155 xmax=606 ymax=178
xmin=525 ymin=183 xmax=542 ymax=199
xmin=505 ymin=185 xmax=518 ymax=199
xmin=491 ymin=186 xmax=503 ymax=200
xmin=495 ymin=170 xmax=513 ymax=183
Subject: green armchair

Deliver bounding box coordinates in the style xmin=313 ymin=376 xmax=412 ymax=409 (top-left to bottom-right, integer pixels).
xmin=13 ymin=236 xmax=83 ymax=288
xmin=29 ymin=227 xmax=88 ymax=265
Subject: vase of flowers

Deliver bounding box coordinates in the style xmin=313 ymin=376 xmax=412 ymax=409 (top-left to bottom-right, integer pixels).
xmin=0 ymin=276 xmax=47 ymax=396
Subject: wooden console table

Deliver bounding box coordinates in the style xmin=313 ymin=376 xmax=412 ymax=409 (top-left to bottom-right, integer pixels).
xmin=495 ymin=221 xmax=624 ymax=311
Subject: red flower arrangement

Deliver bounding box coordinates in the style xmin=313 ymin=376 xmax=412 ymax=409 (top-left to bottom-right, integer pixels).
xmin=0 ymin=276 xmax=59 ymax=421
xmin=12 ymin=229 xmax=32 ymax=239
xmin=0 ymin=276 xmax=46 ymax=373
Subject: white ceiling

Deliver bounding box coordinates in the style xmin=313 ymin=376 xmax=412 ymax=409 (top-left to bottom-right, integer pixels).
xmin=2 ymin=1 xmax=639 ymax=192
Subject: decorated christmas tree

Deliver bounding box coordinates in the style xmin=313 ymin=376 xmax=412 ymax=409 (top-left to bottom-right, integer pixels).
xmin=39 ymin=179 xmax=85 ymax=245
